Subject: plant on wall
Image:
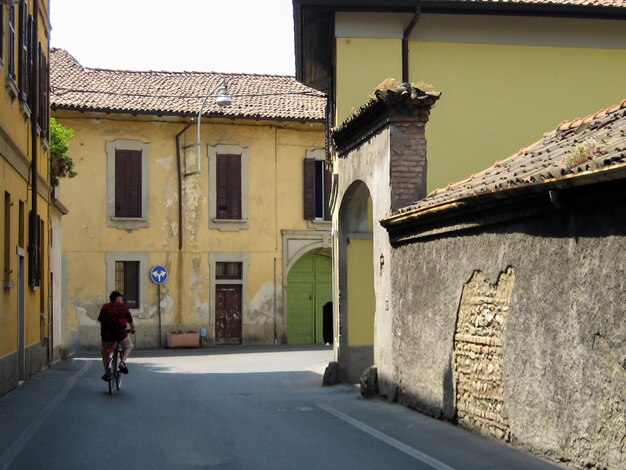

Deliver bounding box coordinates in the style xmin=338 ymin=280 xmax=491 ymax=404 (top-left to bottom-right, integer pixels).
xmin=49 ymin=118 xmax=77 ymax=187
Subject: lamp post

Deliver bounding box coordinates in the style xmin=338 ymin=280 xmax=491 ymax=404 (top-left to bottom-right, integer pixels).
xmin=183 ymin=82 xmax=232 ymax=177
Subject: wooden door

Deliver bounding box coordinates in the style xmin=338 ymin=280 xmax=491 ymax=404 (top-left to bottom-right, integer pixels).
xmin=215 ymin=285 xmax=242 ymax=345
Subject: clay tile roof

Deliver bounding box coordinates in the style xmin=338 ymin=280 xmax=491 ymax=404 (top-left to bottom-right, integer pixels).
xmin=50 ymin=48 xmax=326 ymax=122
xmin=395 ymin=98 xmax=626 ymax=216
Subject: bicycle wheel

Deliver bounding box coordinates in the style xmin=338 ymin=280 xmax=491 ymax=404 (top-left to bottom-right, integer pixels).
xmin=110 ymin=348 xmax=119 ymax=394
xmin=114 ymin=346 xmax=123 ymax=391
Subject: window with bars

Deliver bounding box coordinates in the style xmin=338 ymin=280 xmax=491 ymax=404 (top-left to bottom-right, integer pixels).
xmin=115 ymin=149 xmax=142 ymax=218
xmin=216 ymin=262 xmax=242 ymax=280
xmin=115 ymin=261 xmax=139 ymax=308
xmin=303 ymin=157 xmax=331 ymax=221
xmin=216 ymin=154 xmax=242 ymax=220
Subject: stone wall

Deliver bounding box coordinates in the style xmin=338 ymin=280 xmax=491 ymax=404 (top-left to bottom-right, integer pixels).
xmin=390 ymin=196 xmax=626 ymax=468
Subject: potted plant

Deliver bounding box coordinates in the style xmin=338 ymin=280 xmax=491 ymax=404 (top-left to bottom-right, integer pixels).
xmin=166 ymin=329 xmax=200 ymax=348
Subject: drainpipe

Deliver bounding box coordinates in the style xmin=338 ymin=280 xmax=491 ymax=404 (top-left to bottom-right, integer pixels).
xmin=402 ymin=9 xmax=421 ymax=83
xmin=175 ymin=122 xmax=193 ymax=250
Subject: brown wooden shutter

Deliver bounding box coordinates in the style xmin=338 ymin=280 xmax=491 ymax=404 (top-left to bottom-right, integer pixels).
xmin=323 ymin=164 xmax=332 ymax=221
xmin=303 ymin=158 xmax=315 ymax=220
xmin=115 ymin=150 xmax=142 ymax=217
xmin=216 ymin=155 xmax=228 ymax=219
xmin=217 ymin=154 xmax=241 ymax=220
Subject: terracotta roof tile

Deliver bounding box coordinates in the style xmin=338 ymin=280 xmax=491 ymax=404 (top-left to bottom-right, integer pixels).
xmin=396 ymin=98 xmax=626 ymax=215
xmin=50 ymin=48 xmax=326 ymax=122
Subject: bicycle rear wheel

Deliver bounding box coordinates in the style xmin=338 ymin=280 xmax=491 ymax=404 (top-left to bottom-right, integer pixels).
xmin=107 ymin=365 xmax=113 ymax=395
xmin=114 ymin=346 xmax=123 ymax=391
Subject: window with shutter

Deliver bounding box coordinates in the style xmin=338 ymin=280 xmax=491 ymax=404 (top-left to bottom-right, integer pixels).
xmin=38 ymin=46 xmax=49 ymax=139
xmin=208 ymin=144 xmax=248 ymax=231
xmin=303 ymin=150 xmax=331 ymax=221
xmin=106 ymin=140 xmax=150 ymax=229
xmin=4 ymin=193 xmax=10 ymax=286
xmin=115 ymin=149 xmax=142 ymax=218
xmin=0 ymin=7 xmax=4 ymax=67
xmin=216 ymin=154 xmax=242 ymax=220
xmin=8 ymin=6 xmax=16 ymax=82
xmin=18 ymin=1 xmax=29 ymax=103
xmin=115 ymin=260 xmax=139 ymax=308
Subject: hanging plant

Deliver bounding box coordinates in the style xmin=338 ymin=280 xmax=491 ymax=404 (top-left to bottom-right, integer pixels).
xmin=49 ymin=118 xmax=77 ymax=187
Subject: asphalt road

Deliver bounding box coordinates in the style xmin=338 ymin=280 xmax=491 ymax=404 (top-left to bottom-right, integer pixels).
xmin=0 ymin=346 xmax=563 ymax=470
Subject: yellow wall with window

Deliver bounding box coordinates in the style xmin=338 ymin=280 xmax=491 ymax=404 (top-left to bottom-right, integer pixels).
xmin=55 ymin=111 xmax=325 ymax=347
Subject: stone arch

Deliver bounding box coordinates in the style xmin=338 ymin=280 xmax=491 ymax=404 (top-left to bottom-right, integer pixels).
xmin=337 ymin=180 xmax=375 ymax=383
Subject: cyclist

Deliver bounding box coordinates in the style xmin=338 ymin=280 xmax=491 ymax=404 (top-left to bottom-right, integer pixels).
xmin=98 ymin=291 xmax=135 ymax=381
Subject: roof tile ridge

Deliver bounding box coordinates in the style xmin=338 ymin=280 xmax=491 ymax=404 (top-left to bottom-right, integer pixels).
xmin=556 ymin=98 xmax=626 ymax=132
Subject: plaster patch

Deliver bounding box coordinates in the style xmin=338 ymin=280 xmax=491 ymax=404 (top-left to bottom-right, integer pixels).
xmin=156 ymin=155 xmax=174 ymax=170
xmin=453 ymin=267 xmax=515 ymax=442
xmin=161 ymin=181 xmax=177 ymax=208
xmin=248 ymin=281 xmax=275 ymax=325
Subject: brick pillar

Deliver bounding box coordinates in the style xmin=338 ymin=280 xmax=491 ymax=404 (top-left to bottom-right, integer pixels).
xmin=332 ymin=83 xmax=440 ymax=212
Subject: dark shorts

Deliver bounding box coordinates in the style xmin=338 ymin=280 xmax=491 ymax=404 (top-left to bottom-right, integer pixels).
xmin=101 ymin=336 xmax=133 ymax=361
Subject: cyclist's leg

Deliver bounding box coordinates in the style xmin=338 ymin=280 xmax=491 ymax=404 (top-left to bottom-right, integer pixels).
xmin=101 ymin=340 xmax=114 ymax=379
xmin=120 ymin=336 xmax=133 ymax=363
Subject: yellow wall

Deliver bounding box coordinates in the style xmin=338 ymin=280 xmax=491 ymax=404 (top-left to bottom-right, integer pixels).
xmin=410 ymin=41 xmax=626 ymax=192
xmin=55 ymin=111 xmax=324 ymax=345
xmin=336 ymin=38 xmax=402 ymax=124
xmin=0 ymin=0 xmax=52 ymax=359
xmin=334 ymin=20 xmax=626 ymax=193
xmin=347 ymin=238 xmax=375 ymax=346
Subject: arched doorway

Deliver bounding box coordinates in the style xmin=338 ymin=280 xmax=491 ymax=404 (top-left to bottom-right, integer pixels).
xmin=338 ymin=180 xmax=375 ymax=383
xmin=287 ymin=253 xmax=332 ymax=344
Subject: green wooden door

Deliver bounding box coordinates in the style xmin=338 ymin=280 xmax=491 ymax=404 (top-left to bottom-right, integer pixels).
xmin=287 ymin=254 xmax=332 ymax=344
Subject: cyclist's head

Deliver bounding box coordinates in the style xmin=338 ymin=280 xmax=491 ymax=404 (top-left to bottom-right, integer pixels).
xmin=109 ymin=291 xmax=123 ymax=303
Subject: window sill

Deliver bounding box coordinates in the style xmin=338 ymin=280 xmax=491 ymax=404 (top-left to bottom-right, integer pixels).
xmin=20 ymin=100 xmax=31 ymax=120
xmin=212 ymin=218 xmax=248 ymax=223
xmin=210 ymin=217 xmax=249 ymax=232
xmin=307 ymin=219 xmax=332 ymax=230
xmin=5 ymin=77 xmax=18 ymax=101
xmin=108 ymin=216 xmax=149 ymax=230
xmin=111 ymin=216 xmax=147 ymax=222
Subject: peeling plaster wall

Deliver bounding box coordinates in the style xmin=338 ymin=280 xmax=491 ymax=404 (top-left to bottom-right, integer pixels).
xmin=391 ymin=202 xmax=626 ymax=468
xmin=335 ymin=128 xmax=394 ymax=387
xmin=55 ymin=111 xmax=325 ymax=348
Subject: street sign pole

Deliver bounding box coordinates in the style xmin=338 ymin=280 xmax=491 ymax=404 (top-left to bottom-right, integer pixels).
xmin=158 ymin=284 xmax=162 ymax=348
xmin=150 ymin=265 xmax=169 ymax=349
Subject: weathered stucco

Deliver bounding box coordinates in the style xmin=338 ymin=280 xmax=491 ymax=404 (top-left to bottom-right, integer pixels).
xmin=390 ymin=201 xmax=626 ymax=468
xmin=55 ymin=111 xmax=327 ymax=349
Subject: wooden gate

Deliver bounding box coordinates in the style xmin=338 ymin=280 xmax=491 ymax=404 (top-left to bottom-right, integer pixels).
xmin=215 ymin=285 xmax=242 ymax=345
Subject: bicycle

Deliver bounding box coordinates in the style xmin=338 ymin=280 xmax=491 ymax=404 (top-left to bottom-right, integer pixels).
xmin=104 ymin=330 xmax=133 ymax=394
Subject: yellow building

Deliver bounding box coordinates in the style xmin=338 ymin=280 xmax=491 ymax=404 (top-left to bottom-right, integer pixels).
xmin=50 ymin=49 xmax=330 ymax=349
xmin=0 ymin=0 xmax=65 ymax=396
xmin=293 ymin=0 xmax=626 ymax=383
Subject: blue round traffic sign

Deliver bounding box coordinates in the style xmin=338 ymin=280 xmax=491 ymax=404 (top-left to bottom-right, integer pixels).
xmin=150 ymin=265 xmax=168 ymax=285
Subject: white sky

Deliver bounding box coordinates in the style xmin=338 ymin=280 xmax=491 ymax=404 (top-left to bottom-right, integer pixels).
xmin=50 ymin=0 xmax=297 ymax=76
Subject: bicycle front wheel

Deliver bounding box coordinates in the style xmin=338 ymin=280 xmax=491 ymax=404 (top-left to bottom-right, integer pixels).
xmin=115 ymin=369 xmax=122 ymax=391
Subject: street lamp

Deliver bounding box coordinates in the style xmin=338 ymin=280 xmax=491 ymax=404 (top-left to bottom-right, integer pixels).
xmin=184 ymin=82 xmax=232 ymax=177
